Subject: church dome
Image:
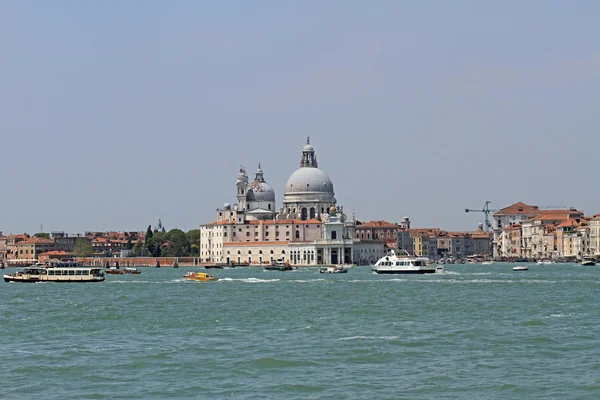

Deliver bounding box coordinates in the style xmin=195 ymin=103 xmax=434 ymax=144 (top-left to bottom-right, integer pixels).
xmin=285 ymin=167 xmax=334 ymax=194
xmin=246 ymin=181 xmax=275 ymax=202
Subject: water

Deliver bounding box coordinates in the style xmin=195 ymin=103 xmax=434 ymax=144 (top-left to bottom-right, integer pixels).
xmin=2 ymin=264 xmax=600 ymax=399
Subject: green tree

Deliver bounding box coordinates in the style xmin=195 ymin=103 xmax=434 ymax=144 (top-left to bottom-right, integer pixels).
xmin=166 ymin=229 xmax=190 ymax=257
xmin=186 ymin=229 xmax=200 ymax=256
xmin=34 ymin=232 xmax=51 ymax=239
xmin=74 ymin=238 xmax=94 ymax=257
xmin=145 ymin=225 xmax=153 ymax=244
xmin=125 ymin=238 xmax=133 ymax=250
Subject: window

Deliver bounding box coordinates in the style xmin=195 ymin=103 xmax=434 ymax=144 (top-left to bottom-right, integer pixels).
xmin=254 ymin=231 xmax=258 ymax=236
xmin=332 ymin=231 xmax=337 ymax=240
xmin=246 ymin=232 xmax=250 ymax=237
xmin=295 ymin=231 xmax=300 ymax=239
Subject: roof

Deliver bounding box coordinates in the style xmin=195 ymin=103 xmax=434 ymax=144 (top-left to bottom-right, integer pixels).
xmin=494 ymin=202 xmax=539 ymax=216
xmin=356 ymin=220 xmax=399 ymax=228
xmin=16 ymin=238 xmax=55 ymax=245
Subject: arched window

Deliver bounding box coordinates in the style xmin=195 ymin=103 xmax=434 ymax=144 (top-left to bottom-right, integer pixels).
xmin=270 ymin=250 xmax=274 ymax=254
xmin=310 ymin=207 xmax=316 ymax=219
xmin=295 ymin=231 xmax=300 ymax=239
xmin=248 ymin=250 xmax=252 ymax=255
xmin=301 ymin=208 xmax=308 ymax=220
xmin=237 ymin=250 xmax=241 ymax=254
xmin=259 ymin=250 xmax=263 ymax=254
xmin=282 ymin=250 xmax=286 ymax=254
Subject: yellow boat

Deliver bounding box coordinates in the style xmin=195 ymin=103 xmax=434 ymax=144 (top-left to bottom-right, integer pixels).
xmin=183 ymin=271 xmax=218 ymax=282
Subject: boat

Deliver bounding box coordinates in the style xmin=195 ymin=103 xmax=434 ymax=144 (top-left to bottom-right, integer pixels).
xmin=481 ymin=261 xmax=495 ymax=265
xmin=204 ymin=264 xmax=225 ymax=269
xmin=435 ymin=265 xmax=445 ymax=273
xmin=124 ymin=267 xmax=141 ymax=274
xmin=264 ymin=264 xmax=294 ymax=271
xmin=105 ymin=267 xmax=126 ymax=275
xmin=264 ymin=258 xmax=295 ymax=271
xmin=512 ymin=265 xmax=529 ymax=271
xmin=581 ymin=257 xmax=596 ymax=266
xmin=3 ymin=264 xmax=105 ymax=283
xmin=183 ymin=271 xmax=218 ymax=282
xmin=319 ymin=265 xmax=348 ymax=274
xmin=371 ymin=250 xmax=436 ymax=274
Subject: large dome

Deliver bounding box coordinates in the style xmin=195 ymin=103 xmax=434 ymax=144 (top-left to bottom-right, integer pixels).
xmin=285 ymin=167 xmax=334 ymax=194
xmin=246 ymin=180 xmax=275 ymax=202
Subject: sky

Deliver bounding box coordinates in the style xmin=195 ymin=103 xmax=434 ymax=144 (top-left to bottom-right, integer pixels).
xmin=1 ymin=0 xmax=599 ymax=234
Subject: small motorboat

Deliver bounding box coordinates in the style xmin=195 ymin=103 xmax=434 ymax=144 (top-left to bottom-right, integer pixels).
xmin=435 ymin=265 xmax=444 ymax=273
xmin=183 ymin=271 xmax=218 ymax=282
xmin=513 ymin=266 xmax=529 ymax=271
xmin=105 ymin=267 xmax=126 ymax=275
xmin=319 ymin=265 xmax=348 ymax=274
xmin=124 ymin=267 xmax=141 ymax=274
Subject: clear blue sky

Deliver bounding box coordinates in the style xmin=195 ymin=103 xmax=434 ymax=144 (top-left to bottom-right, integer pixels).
xmin=1 ymin=1 xmax=599 ymax=234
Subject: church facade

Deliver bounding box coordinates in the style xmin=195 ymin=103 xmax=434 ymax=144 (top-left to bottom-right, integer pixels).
xmin=200 ymin=138 xmax=384 ymax=266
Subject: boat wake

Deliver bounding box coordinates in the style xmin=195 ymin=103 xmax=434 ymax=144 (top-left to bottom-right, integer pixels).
xmin=219 ymin=277 xmax=281 ymax=283
xmin=337 ymin=335 xmax=399 ymax=341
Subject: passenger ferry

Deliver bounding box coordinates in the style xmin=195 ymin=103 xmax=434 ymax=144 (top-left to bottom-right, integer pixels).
xmin=372 ymin=250 xmax=437 ymax=274
xmin=3 ymin=263 xmax=105 ymax=283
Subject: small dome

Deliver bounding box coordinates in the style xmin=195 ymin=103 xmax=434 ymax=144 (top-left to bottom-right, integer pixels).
xmin=329 ymin=206 xmax=337 ymax=214
xmin=303 ymin=143 xmax=314 ymax=152
xmin=285 ymin=167 xmax=333 ymax=194
xmin=224 ymin=203 xmax=231 ymax=210
xmin=246 ymin=181 xmax=275 ymax=202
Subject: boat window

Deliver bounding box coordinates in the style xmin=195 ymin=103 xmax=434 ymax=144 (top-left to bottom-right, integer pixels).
xmin=76 ymin=270 xmax=82 ymax=275
xmin=62 ymin=270 xmax=69 ymax=275
xmin=48 ymin=270 xmax=54 ymax=275
xmin=69 ymin=270 xmax=75 ymax=275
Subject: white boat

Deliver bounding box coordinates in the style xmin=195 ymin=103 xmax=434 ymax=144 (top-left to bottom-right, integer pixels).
xmin=372 ymin=250 xmax=436 ymax=274
xmin=3 ymin=264 xmax=105 ymax=283
xmin=481 ymin=261 xmax=495 ymax=265
xmin=319 ymin=265 xmax=348 ymax=274
xmin=513 ymin=265 xmax=529 ymax=271
xmin=581 ymin=257 xmax=596 ymax=266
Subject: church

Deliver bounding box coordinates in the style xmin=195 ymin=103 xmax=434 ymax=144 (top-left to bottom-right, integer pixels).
xmin=199 ymin=138 xmax=384 ymax=266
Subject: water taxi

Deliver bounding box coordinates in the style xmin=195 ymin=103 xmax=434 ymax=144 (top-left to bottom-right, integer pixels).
xmin=513 ymin=265 xmax=529 ymax=271
xmin=3 ymin=265 xmax=105 ymax=283
xmin=372 ymin=250 xmax=437 ymax=274
xmin=183 ymin=271 xmax=218 ymax=282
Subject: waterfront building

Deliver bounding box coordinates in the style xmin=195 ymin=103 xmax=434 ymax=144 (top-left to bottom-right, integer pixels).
xmin=590 ymin=215 xmax=600 ymax=256
xmin=355 ymin=220 xmax=399 ymax=250
xmin=492 ymin=202 xmax=542 ymax=258
xmin=6 ymin=237 xmax=55 ymax=264
xmin=201 ymin=139 xmax=385 ymax=266
xmin=0 ymin=233 xmax=6 ymax=261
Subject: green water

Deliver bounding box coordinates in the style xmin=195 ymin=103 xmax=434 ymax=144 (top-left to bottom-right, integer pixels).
xmin=1 ymin=264 xmax=600 ymax=399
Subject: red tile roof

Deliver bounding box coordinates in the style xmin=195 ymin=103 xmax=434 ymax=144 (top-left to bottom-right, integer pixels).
xmin=494 ymin=202 xmax=540 ymax=216
xmin=357 ymin=220 xmax=399 ymax=228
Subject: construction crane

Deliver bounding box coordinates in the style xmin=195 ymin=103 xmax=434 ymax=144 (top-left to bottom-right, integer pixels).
xmin=465 ymin=201 xmax=498 ymax=232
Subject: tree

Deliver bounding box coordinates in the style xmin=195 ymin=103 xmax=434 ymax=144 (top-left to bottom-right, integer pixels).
xmin=74 ymin=238 xmax=94 ymax=257
xmin=145 ymin=225 xmax=153 ymax=244
xmin=34 ymin=232 xmax=51 ymax=239
xmin=186 ymin=229 xmax=200 ymax=256
xmin=125 ymin=238 xmax=133 ymax=250
xmin=166 ymin=229 xmax=190 ymax=257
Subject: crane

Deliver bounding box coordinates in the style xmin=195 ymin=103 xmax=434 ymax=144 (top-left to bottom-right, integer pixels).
xmin=465 ymin=201 xmax=498 ymax=232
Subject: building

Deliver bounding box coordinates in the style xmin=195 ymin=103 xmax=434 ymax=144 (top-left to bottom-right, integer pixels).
xmin=201 ymin=138 xmax=385 ymax=266
xmin=590 ymin=215 xmax=600 ymax=256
